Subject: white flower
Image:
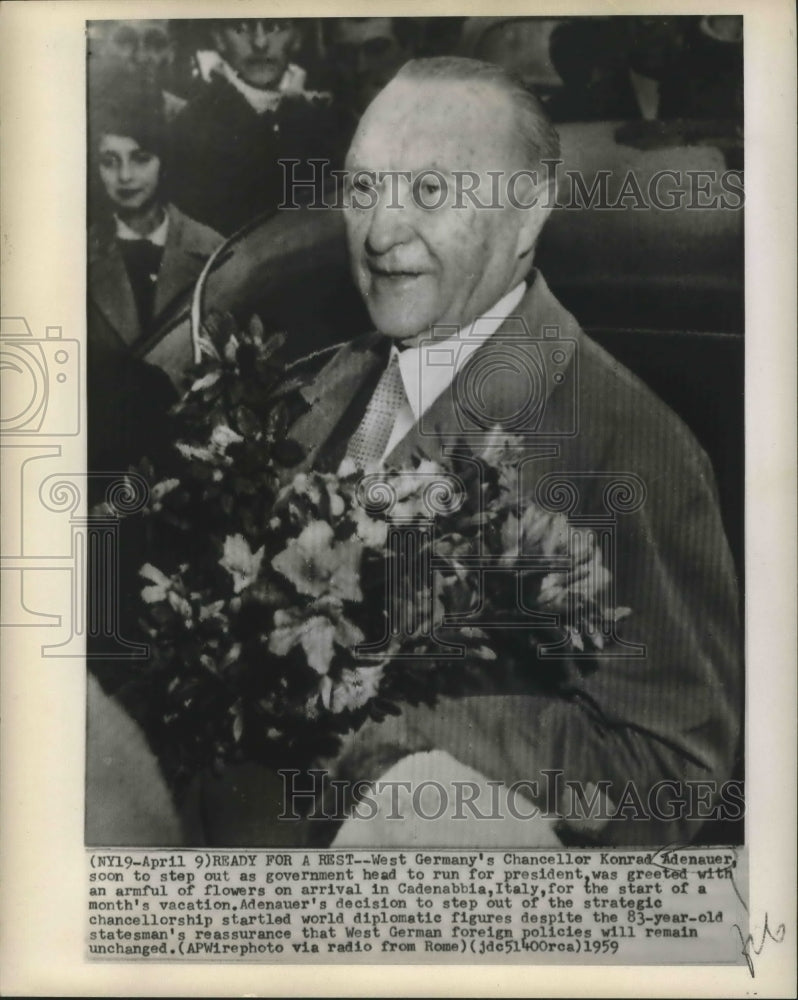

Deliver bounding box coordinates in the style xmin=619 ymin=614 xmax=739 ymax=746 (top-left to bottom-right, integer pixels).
xmin=269 ymin=614 xmax=336 ymax=674
xmin=167 ymin=590 xmax=193 ymax=619
xmin=190 ymin=371 xmax=220 ymax=392
xmin=219 ymin=534 xmax=265 ymax=593
xmin=210 ymin=423 xmax=244 ymax=452
xmin=271 ymin=520 xmax=363 ymax=601
xmin=393 ymin=460 xmax=446 ymax=501
xmin=199 ymin=600 xmax=226 ymax=622
xmin=337 ymin=457 xmax=358 ymax=479
xmin=151 ymin=478 xmax=180 ymax=503
xmin=176 ymin=441 xmax=215 ymax=463
xmin=223 ymin=333 xmax=240 ymax=363
xmin=350 ymin=503 xmax=389 ymax=550
xmin=139 ymin=563 xmax=172 ymax=603
xmin=326 ymin=483 xmax=345 ymax=518
xmin=330 ymin=665 xmax=384 ymax=713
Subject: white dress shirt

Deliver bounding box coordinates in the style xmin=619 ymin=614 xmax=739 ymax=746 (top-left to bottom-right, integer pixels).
xmin=114 ymin=211 xmax=170 ymax=246
xmin=381 ymin=280 xmax=526 ymax=462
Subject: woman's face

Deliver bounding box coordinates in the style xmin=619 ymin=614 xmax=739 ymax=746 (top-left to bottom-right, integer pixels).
xmin=98 ymin=134 xmax=161 ymax=213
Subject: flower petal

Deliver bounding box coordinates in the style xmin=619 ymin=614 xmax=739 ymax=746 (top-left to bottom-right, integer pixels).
xmin=299 ymin=616 xmax=336 ymax=674
xmin=139 ymin=563 xmax=171 ymax=586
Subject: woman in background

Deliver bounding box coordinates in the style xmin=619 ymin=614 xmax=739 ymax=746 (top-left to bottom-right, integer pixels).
xmin=88 ymin=69 xmax=222 ymax=354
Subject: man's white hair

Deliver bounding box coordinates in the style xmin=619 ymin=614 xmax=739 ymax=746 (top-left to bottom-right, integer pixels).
xmin=395 ymin=56 xmax=561 ymax=171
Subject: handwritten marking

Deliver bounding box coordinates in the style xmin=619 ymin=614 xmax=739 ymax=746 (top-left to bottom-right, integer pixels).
xmin=728 ymin=861 xmax=786 ymax=977
xmin=732 ymin=913 xmax=786 ymax=978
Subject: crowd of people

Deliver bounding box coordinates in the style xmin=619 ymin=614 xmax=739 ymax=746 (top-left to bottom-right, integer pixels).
xmin=86 ymin=14 xmax=743 ymax=473
xmin=87 ymin=15 xmax=743 ymax=235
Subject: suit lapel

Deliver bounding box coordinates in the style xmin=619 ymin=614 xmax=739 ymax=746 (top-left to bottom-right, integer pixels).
xmin=285 ymin=271 xmax=582 ymax=474
xmin=153 ymin=207 xmax=207 ymax=319
xmin=287 ymin=333 xmax=388 ymax=471
xmin=88 ymin=231 xmax=141 ymax=348
xmin=383 ymin=271 xmax=582 ymax=470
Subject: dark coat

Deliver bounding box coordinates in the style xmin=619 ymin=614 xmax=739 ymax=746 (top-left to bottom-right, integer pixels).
xmin=88 ymin=203 xmax=222 ymax=355
xmin=169 ymin=78 xmax=344 ymax=236
xmin=193 ymin=270 xmax=741 ymax=847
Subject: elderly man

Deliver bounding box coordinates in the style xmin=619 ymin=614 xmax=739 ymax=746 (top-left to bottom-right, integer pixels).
xmin=189 ymin=57 xmax=740 ymax=849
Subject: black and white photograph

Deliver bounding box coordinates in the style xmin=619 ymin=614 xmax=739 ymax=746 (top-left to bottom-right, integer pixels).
xmin=85 ymin=12 xmax=745 ymax=853
xmin=0 ymin=0 xmax=795 ymax=993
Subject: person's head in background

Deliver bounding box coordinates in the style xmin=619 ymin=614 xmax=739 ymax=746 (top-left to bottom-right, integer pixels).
xmin=209 ymin=19 xmax=301 ymax=90
xmin=328 ymin=17 xmax=418 ymax=116
xmin=89 ymin=71 xmax=169 ymax=235
xmin=89 ymin=20 xmax=176 ymax=92
xmin=623 ymin=16 xmax=694 ymax=81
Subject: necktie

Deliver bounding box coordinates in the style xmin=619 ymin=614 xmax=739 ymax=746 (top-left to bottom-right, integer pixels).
xmin=346 ymin=351 xmax=406 ymax=470
xmin=118 ymin=239 xmax=164 ymax=337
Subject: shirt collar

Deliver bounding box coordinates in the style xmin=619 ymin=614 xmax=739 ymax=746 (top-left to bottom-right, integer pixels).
xmin=114 ymin=211 xmax=169 ymax=247
xmin=395 ymin=281 xmax=526 ymax=421
xmin=195 ymin=51 xmax=310 ymax=113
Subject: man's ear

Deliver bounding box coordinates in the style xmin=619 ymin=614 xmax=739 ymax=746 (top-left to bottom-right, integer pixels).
xmin=513 ymin=172 xmax=554 ymax=262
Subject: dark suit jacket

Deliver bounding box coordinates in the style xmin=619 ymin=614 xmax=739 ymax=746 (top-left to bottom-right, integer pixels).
xmin=88 ymin=203 xmax=222 ymax=354
xmin=194 ymin=271 xmax=741 ymax=847
xmin=169 ymin=79 xmax=344 ymax=236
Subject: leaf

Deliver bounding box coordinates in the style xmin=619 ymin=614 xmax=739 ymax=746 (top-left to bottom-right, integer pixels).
xmin=233 ymin=405 xmax=261 ymax=438
xmin=224 ymin=333 xmax=240 ymax=364
xmin=190 ymin=372 xmax=221 ymax=393
xmin=232 ymin=704 xmax=244 ymax=743
xmin=222 ymin=643 xmax=242 ymax=669
xmin=270 ymin=438 xmax=305 ymax=467
xmin=210 ymin=423 xmax=244 ymax=451
xmin=140 ymin=563 xmax=171 ymax=586
xmin=299 ymin=616 xmax=336 ymax=674
xmin=219 ymin=534 xmax=265 ymax=593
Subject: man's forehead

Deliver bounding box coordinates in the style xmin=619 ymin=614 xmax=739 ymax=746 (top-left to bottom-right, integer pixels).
xmin=347 ymin=77 xmax=517 ymax=171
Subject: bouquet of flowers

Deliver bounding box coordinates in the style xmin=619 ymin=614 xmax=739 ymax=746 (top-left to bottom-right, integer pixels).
xmin=120 ymin=313 xmax=630 ymax=791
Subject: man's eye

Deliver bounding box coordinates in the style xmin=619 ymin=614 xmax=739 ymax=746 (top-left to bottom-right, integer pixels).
xmin=351 ymin=176 xmax=376 ymax=193
xmin=131 ymin=151 xmax=155 ymax=166
xmin=98 ymin=155 xmax=118 ymax=169
xmin=418 ymin=178 xmax=444 ymax=204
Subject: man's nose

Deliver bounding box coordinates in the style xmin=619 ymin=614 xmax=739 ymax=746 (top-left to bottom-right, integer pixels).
xmin=118 ymin=158 xmax=133 ymax=182
xmin=364 ymin=191 xmax=414 ymax=255
xmin=251 ymin=22 xmax=270 ymax=50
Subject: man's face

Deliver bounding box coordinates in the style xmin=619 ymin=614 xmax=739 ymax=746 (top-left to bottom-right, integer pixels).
xmin=345 ymin=78 xmax=538 ymax=341
xmin=214 ymin=20 xmax=298 ymax=89
xmin=98 ymin=20 xmax=174 ymax=88
xmin=98 ymin=134 xmax=162 ymax=215
xmin=331 ymin=18 xmax=408 ymax=114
